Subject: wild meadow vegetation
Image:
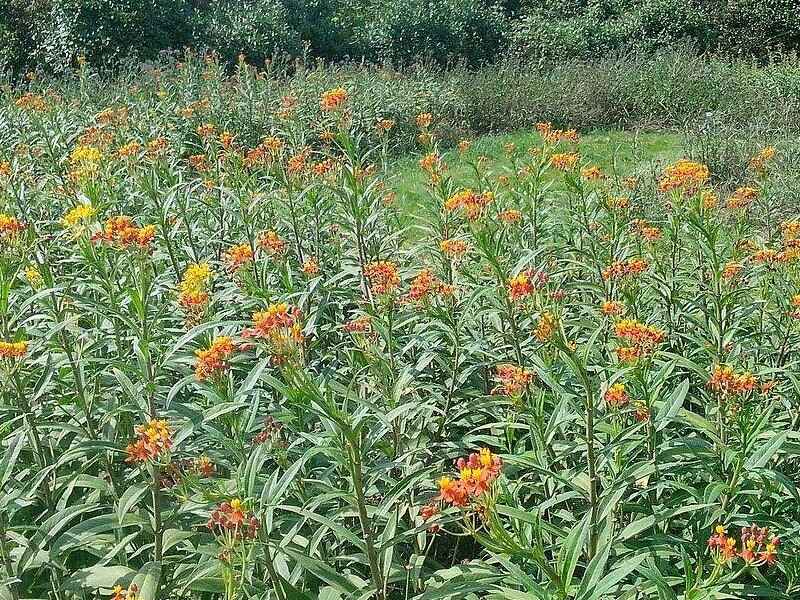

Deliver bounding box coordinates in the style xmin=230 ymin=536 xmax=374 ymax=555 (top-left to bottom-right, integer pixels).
xmin=1 ymin=53 xmax=800 ymax=600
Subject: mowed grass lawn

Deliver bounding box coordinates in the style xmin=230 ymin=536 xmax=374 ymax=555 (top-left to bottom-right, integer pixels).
xmin=390 ymin=128 xmax=684 ymax=217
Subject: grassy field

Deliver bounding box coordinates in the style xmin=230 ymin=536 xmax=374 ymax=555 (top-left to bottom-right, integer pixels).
xmin=391 ymin=128 xmax=684 ymax=215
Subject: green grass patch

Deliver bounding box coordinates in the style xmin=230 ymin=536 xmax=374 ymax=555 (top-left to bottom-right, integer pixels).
xmin=390 ymin=128 xmax=685 ymax=216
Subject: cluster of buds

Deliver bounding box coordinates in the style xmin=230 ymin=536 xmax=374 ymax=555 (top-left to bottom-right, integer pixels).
xmin=224 ymin=243 xmax=254 ymax=272
xmin=614 ymin=319 xmax=665 ymax=363
xmin=178 ymin=262 xmax=212 ymax=323
xmin=242 ymin=303 xmax=303 ymax=361
xmin=125 ymin=419 xmax=172 ymax=464
xmin=437 ymin=448 xmax=503 ymax=508
xmin=207 ymin=498 xmax=260 ymax=541
xmin=159 ymin=456 xmax=215 ymax=488
xmin=657 ymin=159 xmax=709 ymax=196
xmin=708 ymin=524 xmax=779 ymax=567
xmin=602 ymin=258 xmax=649 ymax=281
xmin=253 ymin=416 xmax=285 ymax=448
xmin=492 ymin=364 xmax=534 ymax=397
xmin=111 ymin=584 xmax=138 ymax=600
xmin=403 ymin=268 xmax=452 ymax=304
xmin=507 ymin=269 xmax=547 ymax=303
xmin=92 ymin=216 xmax=156 ymax=250
xmin=195 ymin=336 xmax=237 ymax=381
xmin=444 ymin=189 xmax=494 ymax=221
xmin=536 ymin=122 xmax=580 ymax=145
xmin=363 ymin=261 xmax=400 ymax=296
xmin=725 ymin=186 xmax=759 ymax=210
xmin=0 ymin=340 xmax=28 ymax=360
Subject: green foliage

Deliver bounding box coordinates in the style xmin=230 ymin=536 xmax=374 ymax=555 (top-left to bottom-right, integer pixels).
xmin=193 ymin=0 xmax=303 ymax=64
xmin=1 ymin=56 xmax=800 ymax=600
xmin=355 ymin=0 xmax=509 ymax=66
xmin=3 ymin=0 xmax=800 ymax=74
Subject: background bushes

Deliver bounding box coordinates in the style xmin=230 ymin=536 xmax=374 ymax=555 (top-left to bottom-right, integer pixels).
xmin=2 ymin=0 xmax=800 ymax=74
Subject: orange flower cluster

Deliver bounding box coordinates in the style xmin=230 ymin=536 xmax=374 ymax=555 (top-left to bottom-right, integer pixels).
xmin=419 ymin=152 xmax=444 ymax=181
xmin=726 ymin=186 xmax=758 ymax=209
xmin=498 ymin=209 xmax=522 ymax=224
xmin=536 ymin=122 xmax=579 ymax=144
xmin=287 ymin=149 xmax=310 ymax=176
xmin=658 ymin=159 xmax=710 ymax=195
xmin=602 ymin=258 xmax=648 ymax=280
xmin=550 ymin=152 xmax=579 ymax=171
xmin=188 ymin=154 xmax=208 ymax=172
xmin=320 ymin=87 xmax=348 ymax=111
xmin=614 ymin=319 xmax=665 ymax=362
xmin=601 ymin=300 xmax=625 ymax=316
xmin=258 ymin=230 xmax=287 ymax=256
xmin=15 ymin=92 xmax=47 ymax=112
xmin=707 ymin=365 xmax=757 ymax=396
xmin=438 ymin=448 xmax=503 ymax=507
xmin=302 ymin=258 xmax=320 ymax=276
xmin=244 ymin=141 xmax=280 ymax=168
xmin=700 ymin=189 xmax=719 ymax=209
xmin=535 ymin=311 xmax=557 ymax=342
xmin=790 ymin=294 xmax=800 ymax=319
xmin=404 ymin=269 xmax=451 ymax=303
xmin=581 ymin=165 xmax=604 ymax=181
xmin=0 ymin=214 xmax=24 ymax=239
xmin=604 ymin=383 xmax=629 ymax=408
xmin=92 ymin=216 xmax=156 ymax=249
xmin=416 ymin=113 xmax=433 ymax=129
xmin=708 ymin=525 xmax=779 ymax=567
xmin=195 ymin=336 xmax=236 ymax=381
xmin=0 ymin=340 xmax=28 ymax=359
xmin=780 ymin=220 xmax=800 ymax=241
xmin=207 ymin=498 xmax=260 ymax=540
xmin=224 ymin=243 xmax=254 ymax=271
xmin=242 ymin=303 xmax=303 ymax=356
xmin=749 ymin=146 xmax=776 ymax=174
xmin=178 ymin=262 xmax=212 ymax=319
xmin=112 ymin=584 xmax=138 ymax=600
xmin=722 ymin=261 xmax=743 ymax=281
xmin=507 ymin=270 xmax=536 ymax=302
xmin=440 ymin=238 xmax=468 ymax=259
xmin=363 ymin=261 xmax=400 ymax=295
xmin=631 ymin=219 xmax=662 ymax=241
xmin=444 ymin=189 xmax=494 ymax=221
xmin=606 ymin=195 xmax=630 ymax=209
xmin=492 ymin=364 xmax=534 ymax=396
xmin=125 ymin=418 xmax=172 ymax=464
xmin=344 ymin=315 xmax=372 ymax=334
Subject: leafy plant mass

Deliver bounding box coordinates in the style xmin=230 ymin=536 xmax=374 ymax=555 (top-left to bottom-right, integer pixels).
xmin=0 ymin=56 xmax=798 ymax=600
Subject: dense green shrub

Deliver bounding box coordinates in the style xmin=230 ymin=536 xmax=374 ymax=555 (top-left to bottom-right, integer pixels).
xmin=355 ymin=0 xmax=509 ymax=66
xmin=1 ymin=0 xmax=194 ymax=73
xmin=509 ymin=0 xmax=800 ymax=63
xmin=192 ymin=0 xmax=303 ymax=65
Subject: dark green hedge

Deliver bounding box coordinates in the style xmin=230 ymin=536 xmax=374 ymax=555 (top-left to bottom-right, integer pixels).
xmin=2 ymin=0 xmax=800 ymax=74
